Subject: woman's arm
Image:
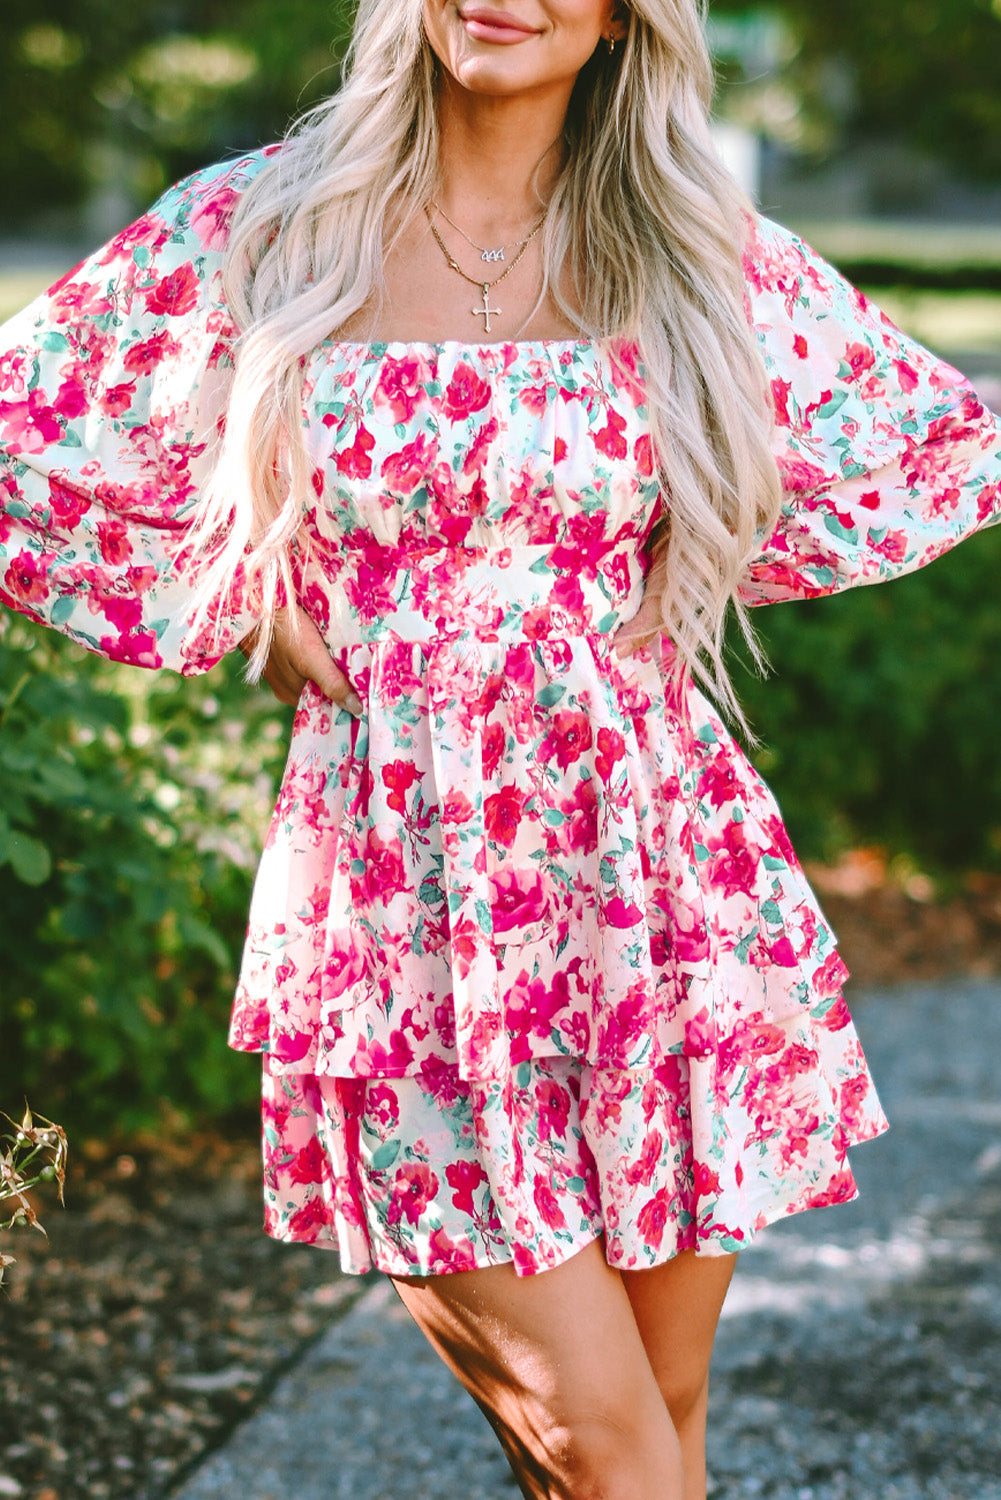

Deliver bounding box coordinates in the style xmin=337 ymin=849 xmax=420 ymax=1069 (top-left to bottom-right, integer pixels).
xmin=0 ymin=153 xmax=273 ymax=673
xmin=740 ymin=215 xmax=1001 ymax=606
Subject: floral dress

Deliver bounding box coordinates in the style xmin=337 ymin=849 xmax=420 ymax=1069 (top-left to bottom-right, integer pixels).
xmin=2 ymin=152 xmax=1000 ymax=1277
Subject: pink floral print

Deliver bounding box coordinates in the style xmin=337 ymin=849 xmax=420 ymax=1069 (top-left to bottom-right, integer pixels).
xmin=2 ymin=152 xmax=999 ymax=1275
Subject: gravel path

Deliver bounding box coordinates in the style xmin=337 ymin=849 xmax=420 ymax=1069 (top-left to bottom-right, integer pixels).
xmin=171 ymin=979 xmax=1001 ymax=1500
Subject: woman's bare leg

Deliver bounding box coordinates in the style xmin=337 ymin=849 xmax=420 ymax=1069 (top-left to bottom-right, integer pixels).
xmin=621 ymin=1249 xmax=738 ymax=1500
xmin=391 ymin=1238 xmax=736 ymax=1500
xmin=393 ymin=1238 xmax=680 ymax=1500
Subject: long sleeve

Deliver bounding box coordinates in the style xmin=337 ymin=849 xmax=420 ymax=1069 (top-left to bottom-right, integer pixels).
xmin=740 ymin=215 xmax=1001 ymax=606
xmin=0 ymin=150 xmax=274 ymax=671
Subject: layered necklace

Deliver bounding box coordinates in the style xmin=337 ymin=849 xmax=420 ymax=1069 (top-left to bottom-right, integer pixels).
xmin=424 ymin=203 xmax=545 ymax=335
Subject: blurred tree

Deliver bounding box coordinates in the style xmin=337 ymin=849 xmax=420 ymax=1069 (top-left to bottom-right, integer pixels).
xmin=712 ymin=0 xmax=1001 ymax=180
xmin=1 ymin=0 xmax=354 ymax=222
xmin=3 ymin=0 xmax=1001 ymax=223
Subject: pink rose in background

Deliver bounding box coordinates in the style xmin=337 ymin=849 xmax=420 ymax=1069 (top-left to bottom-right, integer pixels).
xmin=426 ymin=1226 xmax=479 ymax=1273
xmin=593 ymin=407 xmax=628 ymax=460
xmin=336 ymin=423 xmax=376 ymax=480
xmin=360 ymin=828 xmax=407 ymax=904
xmin=144 ymin=263 xmax=200 ymax=318
xmin=321 ymin=935 xmax=368 ymax=1000
xmin=100 ymin=382 xmax=137 ymax=418
xmin=388 ymin=1163 xmax=440 ymax=1227
xmin=771 ymin=377 xmax=793 ymax=427
xmin=540 ymin=709 xmax=592 ymax=771
xmin=288 ymin=1136 xmax=329 ymax=1186
xmin=463 ymin=416 xmax=500 ymax=474
xmin=624 ymin=1129 xmax=663 ymax=1187
xmin=271 ymin=1028 xmax=315 ymax=1066
xmin=54 ymin=377 xmax=88 ymax=421
xmin=484 ymin=785 xmax=525 ymax=849
xmin=489 ymin=866 xmax=548 ymax=933
xmin=441 ymin=790 xmax=477 ymax=825
xmin=603 ymin=894 xmax=643 ymax=929
xmin=692 ymin=1162 xmax=721 ymax=1198
xmin=381 ymin=431 xmax=435 ymax=492
xmin=445 ymin=1160 xmax=488 ymax=1216
xmin=189 ymin=187 xmax=239 ymax=250
xmin=4 ymin=549 xmax=52 ymax=606
xmin=534 ymin=1079 xmax=571 ymax=1143
xmin=442 ymin=363 xmax=491 ymax=420
xmin=123 ymin=329 xmax=176 ymax=375
xmin=777 ymin=453 xmax=833 ymax=495
xmin=97 ymin=519 xmax=133 ymax=566
xmin=532 ymin=1177 xmax=566 ymax=1231
xmin=381 ymin=759 xmax=421 ymax=815
xmin=843 ymin=341 xmax=877 ymax=380
xmin=366 ymin=1083 xmax=401 ymax=1135
xmin=595 ymin=726 xmax=626 ymax=782
xmin=284 ymin=1195 xmax=329 ymax=1240
xmin=374 ymin=354 xmax=430 ymax=424
xmin=636 ymin=1188 xmax=671 ymax=1249
xmin=0 ymin=389 xmax=63 ymax=452
xmin=505 ymin=969 xmax=569 ymax=1040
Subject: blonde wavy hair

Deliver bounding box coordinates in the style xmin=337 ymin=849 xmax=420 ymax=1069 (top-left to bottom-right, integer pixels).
xmin=196 ymin=0 xmax=782 ymax=721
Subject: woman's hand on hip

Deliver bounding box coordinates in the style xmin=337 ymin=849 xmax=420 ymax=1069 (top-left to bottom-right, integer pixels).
xmin=613 ymin=548 xmax=667 ymax=659
xmin=239 ymin=606 xmax=363 ymax=715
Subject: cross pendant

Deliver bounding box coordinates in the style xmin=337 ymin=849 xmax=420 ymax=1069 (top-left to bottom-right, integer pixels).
xmin=472 ymin=284 xmax=501 ymax=334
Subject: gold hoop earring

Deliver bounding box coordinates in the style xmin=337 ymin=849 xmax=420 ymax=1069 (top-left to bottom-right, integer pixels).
xmin=606 ymin=35 xmax=616 ymax=55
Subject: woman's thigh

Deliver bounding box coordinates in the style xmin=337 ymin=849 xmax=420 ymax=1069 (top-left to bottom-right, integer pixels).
xmin=392 ymin=1238 xmax=683 ymax=1500
xmin=620 ymin=1248 xmax=737 ymax=1412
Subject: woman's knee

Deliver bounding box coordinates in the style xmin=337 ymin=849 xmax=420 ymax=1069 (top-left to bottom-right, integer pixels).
xmin=651 ymin=1365 xmax=710 ymax=1432
xmin=498 ymin=1383 xmax=682 ymax=1500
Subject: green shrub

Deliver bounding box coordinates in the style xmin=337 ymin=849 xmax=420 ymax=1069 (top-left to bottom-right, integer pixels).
xmin=734 ymin=523 xmax=1001 ymax=872
xmin=0 ymin=613 xmax=291 ymax=1136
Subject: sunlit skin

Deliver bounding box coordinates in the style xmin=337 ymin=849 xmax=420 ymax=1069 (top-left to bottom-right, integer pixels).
xmin=251 ymin=3 xmax=664 ymax=706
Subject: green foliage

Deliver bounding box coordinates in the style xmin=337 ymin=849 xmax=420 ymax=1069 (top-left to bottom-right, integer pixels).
xmin=2 ymin=0 xmax=356 ymax=219
xmin=0 ymin=614 xmax=291 ymax=1136
xmin=732 ymin=523 xmax=1001 ymax=873
xmin=712 ymin=0 xmax=1001 ymax=179
xmin=4 ymin=0 xmax=1001 ymax=224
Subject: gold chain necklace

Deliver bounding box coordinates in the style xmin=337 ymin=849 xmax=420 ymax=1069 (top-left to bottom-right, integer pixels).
xmin=424 ymin=206 xmax=542 ymax=334
xmin=429 ymin=200 xmax=545 ymax=264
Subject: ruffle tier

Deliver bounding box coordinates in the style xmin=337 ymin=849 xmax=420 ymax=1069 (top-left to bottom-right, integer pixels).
xmin=260 ymin=997 xmax=887 ymax=1275
xmin=229 ymin=544 xmax=849 ymax=1086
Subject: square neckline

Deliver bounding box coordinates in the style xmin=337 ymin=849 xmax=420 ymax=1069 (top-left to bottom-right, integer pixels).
xmin=321 ymin=336 xmax=598 ymax=355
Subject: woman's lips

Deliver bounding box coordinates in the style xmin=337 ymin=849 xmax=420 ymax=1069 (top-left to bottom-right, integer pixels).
xmin=461 ymin=9 xmax=538 ymax=44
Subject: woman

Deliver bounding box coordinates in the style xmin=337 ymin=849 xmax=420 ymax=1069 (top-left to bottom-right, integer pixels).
xmin=2 ymin=2 xmax=1000 ymax=1496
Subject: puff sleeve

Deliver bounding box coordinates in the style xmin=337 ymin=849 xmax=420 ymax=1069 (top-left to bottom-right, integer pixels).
xmin=740 ymin=215 xmax=1001 ymax=605
xmin=0 ymin=151 xmax=273 ymax=672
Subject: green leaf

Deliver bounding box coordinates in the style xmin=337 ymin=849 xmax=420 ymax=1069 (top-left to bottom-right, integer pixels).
xmin=824 ymin=514 xmax=859 ymax=546
xmin=49 ymin=596 xmax=76 ymax=627
xmin=7 ymin=833 xmax=52 ymax=886
xmin=369 ymin=1140 xmax=402 ymax=1172
xmin=537 ymin=683 xmax=566 ymax=707
xmin=813 ymin=389 xmax=849 ymax=421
